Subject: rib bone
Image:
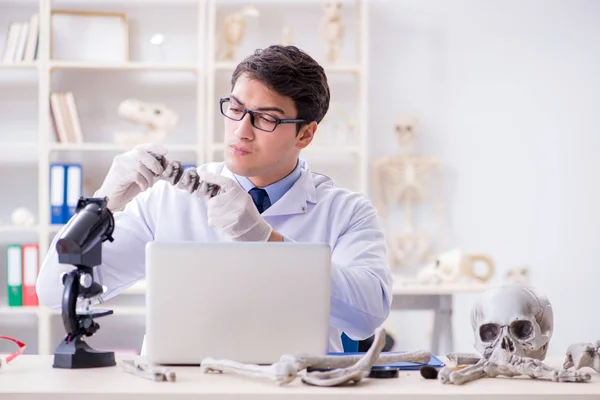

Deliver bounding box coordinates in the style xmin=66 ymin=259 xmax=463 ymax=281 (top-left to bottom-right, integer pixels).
xmin=301 ymin=325 xmax=387 ymax=386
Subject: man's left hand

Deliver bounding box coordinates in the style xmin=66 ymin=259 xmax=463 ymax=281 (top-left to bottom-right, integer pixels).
xmin=196 ymin=171 xmax=273 ymax=242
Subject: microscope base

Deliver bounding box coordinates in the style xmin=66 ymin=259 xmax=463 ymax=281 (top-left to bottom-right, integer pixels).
xmin=53 ymin=336 xmax=116 ymax=369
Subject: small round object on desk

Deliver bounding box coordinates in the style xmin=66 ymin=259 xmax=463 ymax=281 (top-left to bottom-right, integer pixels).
xmin=420 ymin=366 xmax=439 ymax=379
xmin=368 ymin=366 xmax=399 ymax=379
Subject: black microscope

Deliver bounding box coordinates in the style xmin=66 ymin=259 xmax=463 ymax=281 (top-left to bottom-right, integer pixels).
xmin=52 ymin=197 xmax=117 ymax=369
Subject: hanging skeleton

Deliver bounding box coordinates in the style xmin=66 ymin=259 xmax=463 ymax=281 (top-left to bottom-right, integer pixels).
xmin=439 ymin=284 xmax=591 ymax=385
xmin=372 ymin=115 xmax=446 ymax=270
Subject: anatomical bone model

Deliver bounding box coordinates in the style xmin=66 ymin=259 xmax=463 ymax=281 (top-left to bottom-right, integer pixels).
xmin=372 ymin=115 xmax=446 ymax=270
xmin=217 ymin=7 xmax=259 ymax=61
xmin=200 ymin=327 xmax=431 ymax=387
xmin=413 ymin=248 xmax=495 ymax=285
xmin=439 ymin=284 xmax=591 ymax=385
xmin=564 ymin=341 xmax=600 ymax=374
xmin=505 ymin=266 xmax=531 ymax=285
xmin=154 ymin=156 xmax=222 ymax=198
xmin=114 ymin=99 xmax=178 ymax=147
xmin=321 ymin=0 xmax=344 ymax=63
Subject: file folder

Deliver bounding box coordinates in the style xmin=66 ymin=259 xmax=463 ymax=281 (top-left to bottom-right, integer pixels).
xmin=64 ymin=163 xmax=82 ymax=221
xmin=21 ymin=244 xmax=39 ymax=306
xmin=49 ymin=163 xmax=65 ymax=224
xmin=6 ymin=244 xmax=23 ymax=307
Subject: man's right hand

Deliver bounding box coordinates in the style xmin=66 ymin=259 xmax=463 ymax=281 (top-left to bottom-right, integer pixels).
xmin=94 ymin=143 xmax=168 ymax=211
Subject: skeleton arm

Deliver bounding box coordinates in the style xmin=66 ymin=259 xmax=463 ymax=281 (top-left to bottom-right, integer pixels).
xmin=441 ymin=348 xmax=591 ymax=385
xmin=485 ymin=353 xmax=590 ymax=383
xmin=201 ymin=328 xmax=431 ymax=387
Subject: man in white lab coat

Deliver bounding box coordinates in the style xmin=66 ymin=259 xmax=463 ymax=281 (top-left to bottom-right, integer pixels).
xmin=36 ymin=45 xmax=393 ymax=352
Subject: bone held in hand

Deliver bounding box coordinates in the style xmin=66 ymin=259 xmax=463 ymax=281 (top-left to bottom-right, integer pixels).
xmin=176 ymin=169 xmax=221 ymax=198
xmin=152 ymin=154 xmax=183 ymax=185
xmin=151 ymin=154 xmax=221 ymax=198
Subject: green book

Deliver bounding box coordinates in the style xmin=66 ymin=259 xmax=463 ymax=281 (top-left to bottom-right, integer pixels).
xmin=6 ymin=244 xmax=22 ymax=307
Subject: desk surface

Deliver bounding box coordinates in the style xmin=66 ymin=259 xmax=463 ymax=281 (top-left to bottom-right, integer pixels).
xmin=392 ymin=279 xmax=491 ymax=295
xmin=1 ymin=356 xmax=599 ymax=399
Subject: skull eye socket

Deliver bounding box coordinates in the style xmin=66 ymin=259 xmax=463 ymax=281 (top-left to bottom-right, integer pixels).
xmin=510 ymin=320 xmax=534 ymax=340
xmin=479 ymin=323 xmax=501 ymax=342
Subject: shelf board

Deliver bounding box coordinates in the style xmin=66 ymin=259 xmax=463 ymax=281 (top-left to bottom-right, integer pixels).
xmin=213 ymin=61 xmax=362 ymax=74
xmin=0 ymin=306 xmax=40 ymax=316
xmin=49 ymin=61 xmax=198 ymax=73
xmin=49 ymin=0 xmax=197 ymax=5
xmin=49 ymin=143 xmax=199 ymax=152
xmin=0 ymin=225 xmax=39 ymax=234
xmin=0 ymin=62 xmax=39 ymax=70
xmin=0 ymin=142 xmax=38 ymax=150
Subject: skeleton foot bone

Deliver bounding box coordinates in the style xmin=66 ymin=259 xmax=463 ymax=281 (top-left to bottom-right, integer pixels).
xmin=201 ymin=328 xmax=431 ymax=386
xmin=564 ymin=341 xmax=600 ymax=372
xmin=120 ymin=359 xmax=176 ymax=382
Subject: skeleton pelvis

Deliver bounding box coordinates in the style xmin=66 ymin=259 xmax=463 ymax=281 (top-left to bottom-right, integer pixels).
xmin=431 ymin=249 xmax=494 ymax=283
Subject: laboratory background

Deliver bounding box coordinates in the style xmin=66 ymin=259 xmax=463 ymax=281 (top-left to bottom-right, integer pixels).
xmin=0 ymin=0 xmax=598 ymax=360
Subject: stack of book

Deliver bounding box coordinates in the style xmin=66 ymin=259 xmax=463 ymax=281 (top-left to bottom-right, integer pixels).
xmin=50 ymin=92 xmax=84 ymax=143
xmin=1 ymin=14 xmax=39 ymax=64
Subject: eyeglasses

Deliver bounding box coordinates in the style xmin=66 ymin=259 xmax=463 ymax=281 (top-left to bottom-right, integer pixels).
xmin=219 ymin=97 xmax=305 ymax=133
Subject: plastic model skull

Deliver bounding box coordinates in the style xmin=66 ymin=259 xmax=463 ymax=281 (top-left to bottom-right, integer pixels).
xmin=470 ymin=285 xmax=553 ymax=360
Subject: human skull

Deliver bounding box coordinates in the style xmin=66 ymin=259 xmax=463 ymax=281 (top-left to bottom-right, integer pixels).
xmin=394 ymin=115 xmax=418 ymax=150
xmin=470 ymin=284 xmax=553 ymax=360
xmin=505 ymin=266 xmax=531 ymax=285
xmin=323 ymin=0 xmax=343 ymax=19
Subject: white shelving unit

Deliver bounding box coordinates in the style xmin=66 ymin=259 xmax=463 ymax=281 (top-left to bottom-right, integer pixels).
xmin=0 ymin=0 xmax=369 ymax=355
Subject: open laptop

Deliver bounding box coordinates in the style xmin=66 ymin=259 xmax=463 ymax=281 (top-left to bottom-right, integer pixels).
xmin=144 ymin=241 xmax=332 ymax=365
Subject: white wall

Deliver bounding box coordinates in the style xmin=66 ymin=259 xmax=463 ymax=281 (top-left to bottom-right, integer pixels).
xmin=2 ymin=0 xmax=599 ymax=356
xmin=369 ymin=0 xmax=600 ymax=356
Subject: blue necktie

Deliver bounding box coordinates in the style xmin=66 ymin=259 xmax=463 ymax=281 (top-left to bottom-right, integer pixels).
xmin=248 ymin=187 xmax=271 ymax=213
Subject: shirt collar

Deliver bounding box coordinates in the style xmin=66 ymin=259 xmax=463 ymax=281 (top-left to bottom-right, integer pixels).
xmin=233 ymin=159 xmax=303 ymax=205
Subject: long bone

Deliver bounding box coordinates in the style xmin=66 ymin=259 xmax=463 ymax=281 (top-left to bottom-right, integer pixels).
xmin=201 ymin=328 xmax=432 ymax=386
xmin=439 ymin=347 xmax=591 ymax=385
xmin=564 ymin=341 xmax=600 ymax=372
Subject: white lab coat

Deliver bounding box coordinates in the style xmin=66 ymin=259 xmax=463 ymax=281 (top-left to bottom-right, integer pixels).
xmin=36 ymin=160 xmax=393 ymax=352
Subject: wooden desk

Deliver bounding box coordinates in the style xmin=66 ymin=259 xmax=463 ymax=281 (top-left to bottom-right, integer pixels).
xmin=1 ymin=356 xmax=599 ymax=399
xmin=391 ymin=279 xmax=491 ymax=356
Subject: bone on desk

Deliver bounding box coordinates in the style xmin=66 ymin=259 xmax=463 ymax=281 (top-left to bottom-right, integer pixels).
xmin=391 ymin=279 xmax=492 ymax=356
xmin=1 ymin=356 xmax=599 ymax=399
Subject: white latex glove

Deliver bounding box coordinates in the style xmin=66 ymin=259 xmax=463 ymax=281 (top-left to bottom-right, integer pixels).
xmin=94 ymin=143 xmax=167 ymax=211
xmin=197 ymin=171 xmax=273 ymax=242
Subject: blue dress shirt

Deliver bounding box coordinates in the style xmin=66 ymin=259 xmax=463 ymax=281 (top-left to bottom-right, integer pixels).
xmin=233 ymin=160 xmax=302 ymax=210
xmin=233 ymin=160 xmax=302 ymax=242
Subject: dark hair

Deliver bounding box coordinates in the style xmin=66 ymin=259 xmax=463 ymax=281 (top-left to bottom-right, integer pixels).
xmin=231 ymin=45 xmax=330 ymax=126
